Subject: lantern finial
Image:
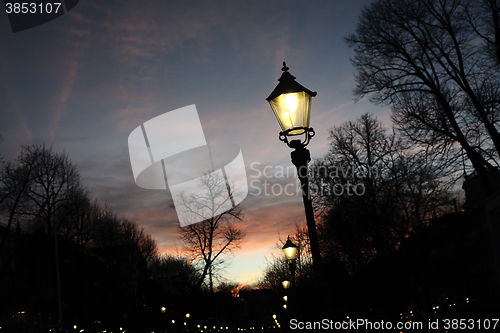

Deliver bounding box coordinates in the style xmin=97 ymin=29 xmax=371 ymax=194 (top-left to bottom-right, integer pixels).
xmin=282 ymin=62 xmax=289 ymax=72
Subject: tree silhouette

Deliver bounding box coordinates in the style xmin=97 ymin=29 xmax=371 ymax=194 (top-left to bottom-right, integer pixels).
xmin=0 ymin=158 xmax=34 ymax=259
xmin=311 ymin=114 xmax=452 ymax=274
xmin=177 ymin=172 xmax=245 ymax=292
xmin=0 ymin=144 xmax=179 ymax=331
xmin=13 ymin=145 xmax=86 ymax=235
xmin=346 ymin=0 xmax=500 ymax=195
xmin=149 ymin=255 xmax=201 ymax=295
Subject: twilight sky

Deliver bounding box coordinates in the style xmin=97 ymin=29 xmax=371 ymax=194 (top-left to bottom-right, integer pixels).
xmin=0 ymin=0 xmax=390 ymax=286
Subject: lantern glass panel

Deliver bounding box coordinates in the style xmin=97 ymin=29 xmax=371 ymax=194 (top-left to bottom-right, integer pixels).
xmin=283 ymin=246 xmax=298 ymax=260
xmin=269 ymin=91 xmax=312 ymax=135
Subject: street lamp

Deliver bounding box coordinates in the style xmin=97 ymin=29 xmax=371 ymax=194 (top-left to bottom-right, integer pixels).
xmin=267 ymin=62 xmax=316 ymax=140
xmin=282 ymin=280 xmax=291 ymax=289
xmin=282 ymin=236 xmax=298 ymax=260
xmin=282 ymin=236 xmax=298 ymax=288
xmin=267 ymin=62 xmax=322 ymax=277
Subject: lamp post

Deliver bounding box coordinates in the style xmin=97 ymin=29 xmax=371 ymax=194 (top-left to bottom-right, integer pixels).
xmin=266 ymin=62 xmax=322 ymax=278
xmin=282 ymin=236 xmax=298 ymax=288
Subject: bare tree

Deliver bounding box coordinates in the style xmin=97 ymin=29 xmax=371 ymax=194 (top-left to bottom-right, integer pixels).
xmin=149 ymin=254 xmax=201 ymax=295
xmin=88 ymin=209 xmax=159 ymax=312
xmin=14 ymin=145 xmax=85 ymax=234
xmin=310 ymin=114 xmax=453 ymax=274
xmin=215 ymin=281 xmax=242 ymax=297
xmin=58 ymin=195 xmax=100 ymax=248
xmin=345 ymin=0 xmax=500 ymax=195
xmin=0 ymin=142 xmax=167 ymax=330
xmin=0 ymin=160 xmax=34 ymax=263
xmin=177 ymin=172 xmax=245 ymax=292
xmin=256 ymin=256 xmax=290 ymax=290
xmin=463 ymin=0 xmax=500 ymax=66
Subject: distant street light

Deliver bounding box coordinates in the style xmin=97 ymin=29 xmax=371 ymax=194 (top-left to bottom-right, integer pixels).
xmin=282 ymin=280 xmax=291 ymax=289
xmin=282 ymin=236 xmax=298 ymax=260
xmin=267 ymin=62 xmax=322 ymax=278
xmin=282 ymin=236 xmax=298 ymax=288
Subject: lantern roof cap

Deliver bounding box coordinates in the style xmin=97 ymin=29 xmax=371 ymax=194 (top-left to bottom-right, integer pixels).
xmin=266 ymin=62 xmax=317 ymax=102
xmin=282 ymin=236 xmax=298 ymax=250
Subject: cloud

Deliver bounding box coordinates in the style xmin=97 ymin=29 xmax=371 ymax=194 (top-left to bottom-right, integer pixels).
xmin=49 ymin=49 xmax=82 ymax=142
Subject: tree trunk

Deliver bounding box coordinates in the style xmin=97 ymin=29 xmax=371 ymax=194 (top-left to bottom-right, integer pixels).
xmin=209 ymin=265 xmax=213 ymax=293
